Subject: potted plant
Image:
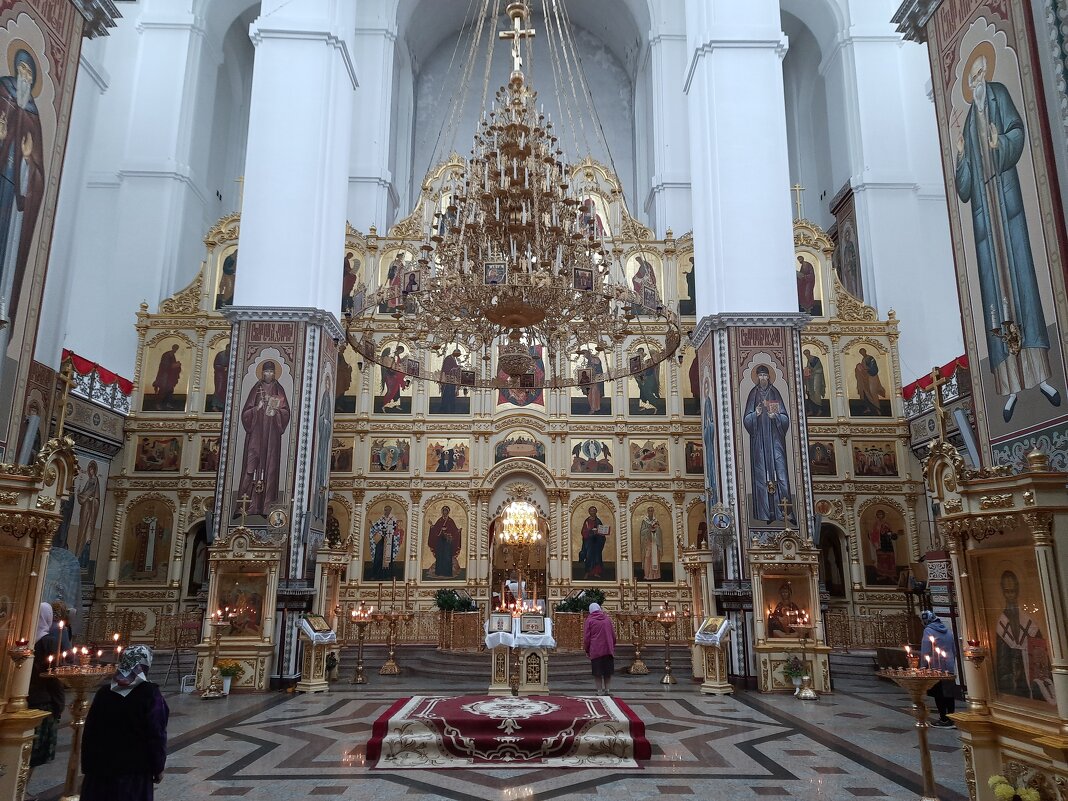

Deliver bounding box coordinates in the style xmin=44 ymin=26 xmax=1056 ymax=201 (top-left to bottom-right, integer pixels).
xmin=217 ymin=659 xmax=243 ymax=695
xmin=988 ymin=775 xmax=1040 ymax=801
xmin=782 ymin=656 xmax=807 ymax=695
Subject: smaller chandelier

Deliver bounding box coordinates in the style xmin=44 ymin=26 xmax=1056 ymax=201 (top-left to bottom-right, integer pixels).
xmin=499 ymin=500 xmax=542 ymax=547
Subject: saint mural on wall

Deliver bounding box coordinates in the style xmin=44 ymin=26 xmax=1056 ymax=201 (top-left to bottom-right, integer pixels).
xmin=207 ymin=341 xmax=230 ymax=413
xmin=859 ymin=504 xmax=906 ymax=586
xmin=431 ymin=345 xmax=470 ymax=415
xmin=0 ymin=43 xmax=45 ymax=330
xmin=953 ymin=39 xmax=1061 ymax=423
xmin=851 ymin=347 xmax=890 ymax=416
xmin=120 ymin=500 xmax=173 ymax=581
xmin=236 ymin=358 xmax=292 ymax=516
xmin=742 ymin=364 xmax=794 ymax=525
xmin=633 ymin=503 xmax=672 ymax=582
xmin=134 ymin=436 xmax=181 ymax=472
xmin=852 ymin=441 xmax=898 ymax=477
xmin=570 ymin=439 xmax=613 ymax=473
xmin=424 ymin=502 xmax=465 ymax=581
xmin=808 ymin=441 xmax=837 ymax=476
xmin=376 ymin=343 xmax=411 ymax=413
xmin=795 ymin=255 xmax=822 ymax=316
xmin=369 ymin=438 xmax=410 ymax=472
xmin=215 ymin=248 xmax=236 ymax=309
xmin=572 ymin=347 xmax=609 ymax=415
xmin=365 ymin=500 xmax=405 ymax=581
xmin=678 ymin=254 xmax=696 ymax=316
xmin=571 ymin=502 xmax=614 ymax=581
xmin=426 ymin=438 xmax=469 ymax=473
xmin=141 ymin=340 xmax=189 ymax=412
xmin=496 ymin=345 xmax=545 ymax=408
xmin=802 ymin=347 xmax=829 ymax=417
xmin=629 ymin=347 xmax=664 ymax=415
xmin=629 ymin=440 xmax=668 ymax=473
xmin=494 ymin=431 xmax=545 ymax=463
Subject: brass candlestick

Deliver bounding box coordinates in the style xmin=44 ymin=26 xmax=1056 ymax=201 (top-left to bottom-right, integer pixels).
xmin=201 ymin=617 xmax=229 ymax=700
xmin=878 ymin=667 xmax=954 ymax=801
xmin=47 ymin=664 xmax=113 ymax=801
xmin=656 ymin=605 xmax=677 ymax=685
xmin=349 ymin=603 xmax=373 ymax=684
xmin=372 ymin=610 xmax=413 ymax=675
xmin=626 ymin=612 xmax=653 ymax=675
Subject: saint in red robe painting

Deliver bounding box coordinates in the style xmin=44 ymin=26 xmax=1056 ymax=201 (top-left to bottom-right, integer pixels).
xmin=237 ymin=360 xmax=291 ymax=515
xmin=152 ymin=345 xmax=183 ymax=409
xmin=796 ymin=255 xmax=816 ymax=314
xmin=428 ymin=506 xmax=461 ymax=578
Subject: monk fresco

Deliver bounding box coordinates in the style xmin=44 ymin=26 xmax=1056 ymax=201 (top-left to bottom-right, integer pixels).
xmin=237 ymin=360 xmax=291 ymax=516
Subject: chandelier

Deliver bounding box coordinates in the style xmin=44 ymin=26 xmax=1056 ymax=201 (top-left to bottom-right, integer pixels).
xmin=498 ymin=500 xmax=543 ymax=547
xmin=347 ymin=1 xmax=680 ymax=389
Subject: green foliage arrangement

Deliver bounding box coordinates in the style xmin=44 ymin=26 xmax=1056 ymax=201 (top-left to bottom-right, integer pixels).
xmin=217 ymin=659 xmax=244 ymax=678
xmin=433 ymin=588 xmax=477 ymax=612
xmin=782 ymin=656 xmax=807 ymax=680
xmin=554 ymin=589 xmax=607 ymax=613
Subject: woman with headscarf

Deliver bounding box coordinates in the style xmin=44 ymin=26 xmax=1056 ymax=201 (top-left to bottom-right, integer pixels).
xmin=27 ymin=603 xmax=65 ymax=775
xmin=582 ymin=602 xmax=616 ymax=696
xmin=81 ymin=645 xmax=169 ymax=801
xmin=920 ymin=610 xmax=958 ymax=728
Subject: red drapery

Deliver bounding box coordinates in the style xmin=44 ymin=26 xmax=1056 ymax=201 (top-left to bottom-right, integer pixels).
xmin=61 ymin=348 xmax=134 ymax=396
xmin=902 ymin=355 xmax=969 ymax=400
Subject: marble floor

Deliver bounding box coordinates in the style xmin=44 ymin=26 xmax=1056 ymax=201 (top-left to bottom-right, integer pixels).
xmin=27 ymin=651 xmax=968 ymax=801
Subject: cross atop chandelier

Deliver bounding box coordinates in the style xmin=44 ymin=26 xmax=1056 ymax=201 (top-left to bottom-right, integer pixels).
xmin=346 ymin=0 xmax=680 ymax=391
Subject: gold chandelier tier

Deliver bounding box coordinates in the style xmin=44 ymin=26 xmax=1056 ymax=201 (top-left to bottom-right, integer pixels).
xmin=498 ymin=500 xmax=543 ymax=547
xmin=345 ymin=1 xmax=680 ymax=390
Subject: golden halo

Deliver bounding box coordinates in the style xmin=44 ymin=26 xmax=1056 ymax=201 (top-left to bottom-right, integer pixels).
xmin=961 ymin=41 xmax=996 ymax=105
xmin=750 ymin=363 xmax=776 ymax=385
xmin=6 ymin=40 xmax=41 ymax=98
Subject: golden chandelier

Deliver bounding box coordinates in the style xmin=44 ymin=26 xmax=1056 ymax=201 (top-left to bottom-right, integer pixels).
xmin=498 ymin=499 xmax=543 ymax=547
xmin=349 ymin=1 xmax=679 ymax=389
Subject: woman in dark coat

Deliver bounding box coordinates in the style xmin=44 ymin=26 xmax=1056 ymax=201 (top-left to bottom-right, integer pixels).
xmin=27 ymin=603 xmax=65 ymax=772
xmin=81 ymin=645 xmax=169 ymax=801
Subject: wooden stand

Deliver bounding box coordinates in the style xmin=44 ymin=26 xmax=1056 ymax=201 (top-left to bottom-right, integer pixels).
xmin=295 ymin=636 xmax=330 ymax=693
xmin=700 ymin=642 xmax=734 ymax=695
xmin=488 ymin=646 xmax=550 ymax=695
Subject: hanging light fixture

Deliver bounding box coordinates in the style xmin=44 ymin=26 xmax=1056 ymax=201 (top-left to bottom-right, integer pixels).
xmin=498 ymin=499 xmax=542 ymax=547
xmin=347 ymin=1 xmax=679 ymax=390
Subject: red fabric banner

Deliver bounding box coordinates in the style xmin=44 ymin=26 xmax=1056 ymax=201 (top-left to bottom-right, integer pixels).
xmin=61 ymin=349 xmax=134 ymax=395
xmin=902 ymin=355 xmax=969 ymax=400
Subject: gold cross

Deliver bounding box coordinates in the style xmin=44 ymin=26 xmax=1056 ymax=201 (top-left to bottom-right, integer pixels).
xmin=792 ymin=184 xmax=805 ymax=221
xmin=928 ymin=366 xmax=950 ymax=441
xmin=237 ymin=494 xmax=252 ymax=527
xmin=54 ymin=357 xmax=77 ymax=439
xmin=499 ymin=3 xmax=535 ymax=73
xmin=779 ymin=496 xmax=794 ymax=522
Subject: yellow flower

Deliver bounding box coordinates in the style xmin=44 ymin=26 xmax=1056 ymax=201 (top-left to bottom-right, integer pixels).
xmin=1018 ymin=788 xmax=1040 ymax=801
xmin=993 ymin=784 xmax=1015 ymax=801
xmin=988 ymin=775 xmax=1008 ymax=789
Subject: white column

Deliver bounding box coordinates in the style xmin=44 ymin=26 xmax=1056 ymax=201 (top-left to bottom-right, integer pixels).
xmin=348 ymin=3 xmax=401 ymax=231
xmin=822 ymin=1 xmax=961 ymax=378
xmin=684 ymin=0 xmax=796 ymax=315
xmin=235 ymin=0 xmax=357 ymax=312
xmin=643 ymin=0 xmax=692 ymax=236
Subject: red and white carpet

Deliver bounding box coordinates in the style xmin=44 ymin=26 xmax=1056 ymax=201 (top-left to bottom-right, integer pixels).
xmin=367 ymin=694 xmax=651 ymax=768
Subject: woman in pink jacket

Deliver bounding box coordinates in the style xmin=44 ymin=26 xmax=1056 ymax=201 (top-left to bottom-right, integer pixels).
xmin=583 ymin=602 xmax=616 ymax=696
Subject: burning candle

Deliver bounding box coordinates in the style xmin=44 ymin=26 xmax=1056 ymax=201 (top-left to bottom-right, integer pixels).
xmin=925 ymin=655 xmax=931 ymax=669
xmin=905 ymin=644 xmax=912 ymax=656
xmin=47 ymin=654 xmax=53 ymax=670
xmin=392 ymin=578 xmax=397 ymax=603
xmin=54 ymin=620 xmax=64 ymax=664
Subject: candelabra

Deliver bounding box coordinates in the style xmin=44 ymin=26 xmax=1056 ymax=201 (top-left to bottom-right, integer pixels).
xmin=877 ymin=667 xmax=955 ymax=801
xmin=963 ymin=639 xmax=988 ymax=668
xmin=656 ymin=605 xmax=677 ymax=685
xmin=201 ymin=615 xmax=229 ymax=700
xmin=46 ymin=661 xmax=113 ymax=801
xmin=625 ymin=612 xmax=654 ymax=675
xmin=349 ymin=603 xmax=373 ymax=684
xmin=372 ymin=609 xmax=414 ymax=675
xmin=797 ymin=637 xmax=819 ymax=701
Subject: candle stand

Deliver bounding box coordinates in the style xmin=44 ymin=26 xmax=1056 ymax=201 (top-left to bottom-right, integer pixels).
xmin=656 ymin=606 xmax=678 ymax=685
xmin=201 ymin=616 xmax=229 ymax=700
xmin=47 ymin=662 xmax=113 ymax=801
xmin=622 ymin=612 xmax=654 ymax=675
xmin=349 ymin=603 xmax=373 ymax=684
xmin=877 ymin=667 xmax=954 ymax=801
xmin=372 ymin=610 xmax=413 ymax=675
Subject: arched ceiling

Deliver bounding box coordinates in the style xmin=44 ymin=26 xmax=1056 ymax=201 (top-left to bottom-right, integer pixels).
xmin=397 ymin=0 xmax=648 ymax=79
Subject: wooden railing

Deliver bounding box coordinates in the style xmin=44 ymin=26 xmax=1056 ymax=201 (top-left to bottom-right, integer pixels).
xmin=824 ymin=612 xmax=910 ymax=650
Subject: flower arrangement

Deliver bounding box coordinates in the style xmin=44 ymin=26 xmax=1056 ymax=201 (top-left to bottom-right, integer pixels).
xmin=434 ymin=589 xmax=477 ymax=612
xmin=554 ymin=589 xmax=607 ymax=613
xmin=217 ymin=659 xmax=244 ymax=679
xmin=988 ymin=775 xmax=1040 ymax=801
xmin=782 ymin=656 xmax=808 ymax=680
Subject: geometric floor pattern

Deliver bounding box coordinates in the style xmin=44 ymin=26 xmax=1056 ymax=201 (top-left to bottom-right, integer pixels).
xmin=28 ymin=663 xmax=968 ymax=801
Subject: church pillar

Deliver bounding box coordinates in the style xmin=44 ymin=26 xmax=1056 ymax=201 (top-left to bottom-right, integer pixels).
xmin=209 ymin=0 xmax=356 ymax=685
xmin=685 ymin=1 xmax=817 ymax=683
xmin=643 ymin=1 xmax=692 ymax=236
xmin=348 ymin=5 xmax=401 ymax=229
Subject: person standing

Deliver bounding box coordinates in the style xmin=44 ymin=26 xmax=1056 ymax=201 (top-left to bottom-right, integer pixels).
xmin=920 ymin=611 xmax=958 ymax=727
xmin=27 ymin=603 xmax=65 ymax=779
xmin=81 ymin=645 xmax=169 ymax=801
xmin=583 ymin=603 xmax=616 ymax=696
